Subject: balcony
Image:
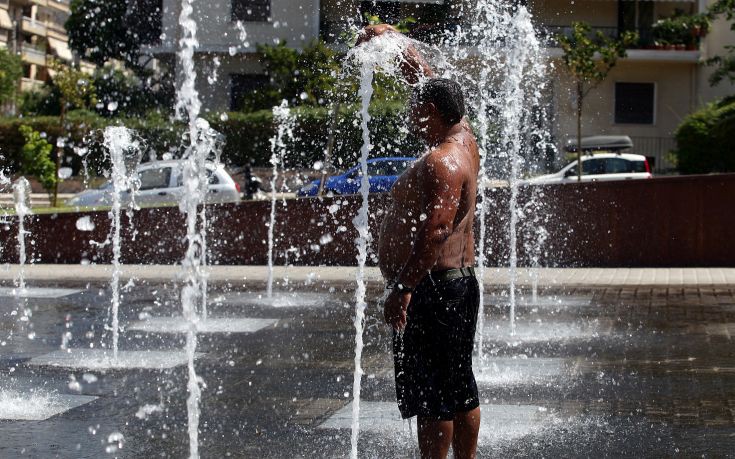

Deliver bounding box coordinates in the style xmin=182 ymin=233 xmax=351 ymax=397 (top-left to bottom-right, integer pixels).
xmin=46 ymin=0 xmax=70 ymax=13
xmin=21 ymin=42 xmax=47 ymax=65
xmin=21 ymin=77 xmax=45 ymax=92
xmin=543 ymin=25 xmax=701 ymax=63
xmin=46 ymin=20 xmax=66 ymax=37
xmin=21 ymin=16 xmax=47 ymax=36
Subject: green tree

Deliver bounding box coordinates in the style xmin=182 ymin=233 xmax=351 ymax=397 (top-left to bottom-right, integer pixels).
xmin=18 ymin=125 xmax=57 ymax=196
xmin=707 ymin=0 xmax=735 ymax=86
xmin=237 ymin=40 xmax=341 ymax=111
xmin=0 ymin=48 xmax=23 ymax=108
xmin=557 ymin=23 xmax=638 ymax=181
xmin=51 ymin=61 xmax=97 ymax=206
xmin=66 ymin=0 xmax=160 ymax=70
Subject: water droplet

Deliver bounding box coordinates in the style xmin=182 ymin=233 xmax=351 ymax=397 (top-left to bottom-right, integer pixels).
xmin=76 ymin=216 xmax=95 ymax=232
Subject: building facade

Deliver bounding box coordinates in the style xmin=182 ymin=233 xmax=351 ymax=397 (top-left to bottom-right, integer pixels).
xmin=149 ymin=0 xmax=735 ymax=172
xmin=0 ymin=0 xmax=75 ymax=92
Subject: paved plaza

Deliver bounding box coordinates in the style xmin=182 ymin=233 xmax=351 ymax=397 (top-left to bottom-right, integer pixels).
xmin=0 ymin=266 xmax=734 ymax=457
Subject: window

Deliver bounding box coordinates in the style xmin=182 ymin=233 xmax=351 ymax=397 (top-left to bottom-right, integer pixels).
xmin=603 ymin=158 xmax=631 ymax=174
xmin=232 ymin=0 xmax=270 ymax=22
xmin=615 ymin=82 xmax=655 ymax=125
xmin=230 ymin=74 xmax=269 ymax=111
xmin=583 ymin=158 xmax=606 ymax=175
xmin=176 ymin=168 xmax=219 ymax=186
xmin=139 ymin=168 xmax=171 ymax=191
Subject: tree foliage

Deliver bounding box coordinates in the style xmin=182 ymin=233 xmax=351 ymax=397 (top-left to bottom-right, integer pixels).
xmin=237 ymin=40 xmax=341 ymax=111
xmin=66 ymin=0 xmax=161 ymax=70
xmin=707 ymin=0 xmax=735 ymax=86
xmin=0 ymin=48 xmax=23 ymax=105
xmin=18 ymin=125 xmax=56 ymax=194
xmin=557 ymin=23 xmax=638 ymax=98
xmin=50 ymin=61 xmax=97 ymax=111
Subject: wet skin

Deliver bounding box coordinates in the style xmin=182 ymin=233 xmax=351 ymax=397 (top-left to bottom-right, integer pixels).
xmin=378 ymin=121 xmax=479 ymax=284
xmin=362 ymin=23 xmax=482 ymax=459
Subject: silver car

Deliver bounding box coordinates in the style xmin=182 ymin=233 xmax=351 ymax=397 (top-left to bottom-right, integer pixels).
xmin=67 ymin=160 xmax=241 ymax=207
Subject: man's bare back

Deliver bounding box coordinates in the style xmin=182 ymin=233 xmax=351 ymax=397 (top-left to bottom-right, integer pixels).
xmin=378 ymin=120 xmax=479 ymax=282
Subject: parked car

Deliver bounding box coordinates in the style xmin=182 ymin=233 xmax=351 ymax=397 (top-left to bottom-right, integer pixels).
xmin=525 ymin=135 xmax=652 ymax=185
xmin=67 ymin=160 xmax=241 ymax=207
xmin=297 ymin=157 xmax=416 ymax=197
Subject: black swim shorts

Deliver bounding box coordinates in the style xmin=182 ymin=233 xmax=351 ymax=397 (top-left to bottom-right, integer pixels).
xmin=392 ymin=272 xmax=480 ymax=421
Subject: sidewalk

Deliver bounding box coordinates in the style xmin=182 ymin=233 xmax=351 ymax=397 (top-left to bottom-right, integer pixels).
xmin=1 ymin=264 xmax=734 ymax=287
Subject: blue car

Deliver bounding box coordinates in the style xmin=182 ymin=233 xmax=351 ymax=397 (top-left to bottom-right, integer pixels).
xmin=297 ymin=157 xmax=416 ymax=197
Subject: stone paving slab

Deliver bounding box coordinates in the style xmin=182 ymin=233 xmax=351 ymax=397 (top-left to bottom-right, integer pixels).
xmin=1 ymin=264 xmax=734 ymax=287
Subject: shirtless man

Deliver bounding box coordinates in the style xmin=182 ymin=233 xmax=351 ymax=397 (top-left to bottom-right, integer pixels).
xmin=358 ymin=25 xmax=482 ymax=459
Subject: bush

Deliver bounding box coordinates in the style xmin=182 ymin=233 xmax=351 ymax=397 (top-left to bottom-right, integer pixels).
xmin=18 ymin=125 xmax=56 ymax=195
xmin=674 ymin=96 xmax=735 ymax=174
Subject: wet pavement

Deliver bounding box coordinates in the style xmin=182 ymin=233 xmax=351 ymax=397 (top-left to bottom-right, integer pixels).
xmin=0 ymin=281 xmax=734 ymax=457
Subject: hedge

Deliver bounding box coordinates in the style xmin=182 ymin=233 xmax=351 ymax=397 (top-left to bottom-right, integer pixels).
xmin=674 ymin=96 xmax=735 ymax=174
xmin=0 ymin=102 xmax=421 ymax=177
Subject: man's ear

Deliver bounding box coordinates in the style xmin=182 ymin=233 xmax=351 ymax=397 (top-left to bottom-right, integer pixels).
xmin=426 ymin=102 xmax=441 ymax=122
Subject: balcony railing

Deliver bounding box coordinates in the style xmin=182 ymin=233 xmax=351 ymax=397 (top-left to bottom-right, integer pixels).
xmin=21 ymin=43 xmax=47 ymax=65
xmin=21 ymin=77 xmax=45 ymax=92
xmin=47 ymin=0 xmax=71 ymax=13
xmin=46 ymin=20 xmax=65 ymax=35
xmin=21 ymin=16 xmax=47 ymax=36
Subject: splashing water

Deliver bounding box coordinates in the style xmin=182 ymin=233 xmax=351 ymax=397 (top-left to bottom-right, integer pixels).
xmin=103 ymin=127 xmax=141 ymax=360
xmin=345 ymin=32 xmax=411 ymax=459
xmin=497 ymin=6 xmax=547 ymax=335
xmin=267 ymin=100 xmax=295 ymax=298
xmin=448 ymin=1 xmax=549 ymax=342
xmin=12 ymin=177 xmax=31 ymax=292
xmin=176 ymin=0 xmax=207 ymax=455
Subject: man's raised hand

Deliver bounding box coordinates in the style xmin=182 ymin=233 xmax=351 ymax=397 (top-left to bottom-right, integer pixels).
xmin=355 ymin=24 xmax=400 ymax=47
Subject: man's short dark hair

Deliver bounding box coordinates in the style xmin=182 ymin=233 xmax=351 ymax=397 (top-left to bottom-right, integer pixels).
xmin=414 ymin=78 xmax=466 ymax=125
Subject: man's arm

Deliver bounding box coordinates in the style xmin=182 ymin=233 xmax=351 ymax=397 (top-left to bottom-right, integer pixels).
xmin=356 ymin=24 xmax=435 ymax=85
xmin=395 ymin=150 xmax=463 ymax=289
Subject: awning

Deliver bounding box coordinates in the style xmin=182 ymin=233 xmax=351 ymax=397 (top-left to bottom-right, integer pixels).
xmin=0 ymin=9 xmax=13 ymax=30
xmin=48 ymin=37 xmax=73 ymax=61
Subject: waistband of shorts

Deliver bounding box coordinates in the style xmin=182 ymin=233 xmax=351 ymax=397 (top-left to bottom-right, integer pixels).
xmin=422 ymin=267 xmax=476 ymax=285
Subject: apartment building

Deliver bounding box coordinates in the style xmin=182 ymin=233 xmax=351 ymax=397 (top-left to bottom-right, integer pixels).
xmin=150 ymin=0 xmax=735 ymax=172
xmin=0 ymin=0 xmax=76 ymax=92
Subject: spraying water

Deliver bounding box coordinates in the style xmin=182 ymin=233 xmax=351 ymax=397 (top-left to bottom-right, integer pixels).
xmin=12 ymin=177 xmax=31 ymax=292
xmin=446 ymin=1 xmax=548 ymax=339
xmin=267 ymin=100 xmax=295 ymax=298
xmin=345 ymin=32 xmax=410 ymax=459
xmin=495 ymin=6 xmax=547 ymax=335
xmin=175 ymin=0 xmax=206 ymax=455
xmin=103 ymin=127 xmax=140 ymax=360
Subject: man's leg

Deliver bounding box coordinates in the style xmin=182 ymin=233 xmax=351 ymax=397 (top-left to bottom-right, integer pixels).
xmin=417 ymin=417 xmax=453 ymax=459
xmin=452 ymin=407 xmax=481 ymax=459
